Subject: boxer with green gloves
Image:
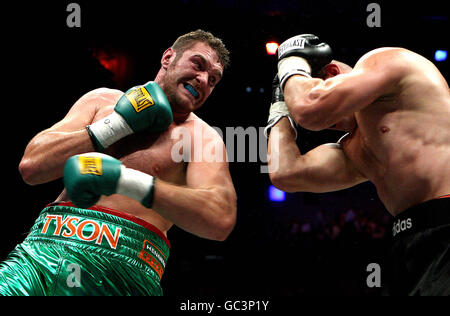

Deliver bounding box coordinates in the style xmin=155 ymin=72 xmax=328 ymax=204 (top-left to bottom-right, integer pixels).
xmin=4 ymin=30 xmax=236 ymax=296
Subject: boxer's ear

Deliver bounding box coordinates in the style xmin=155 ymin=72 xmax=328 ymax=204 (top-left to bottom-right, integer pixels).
xmin=161 ymin=48 xmax=176 ymax=69
xmin=321 ymin=63 xmax=340 ymax=79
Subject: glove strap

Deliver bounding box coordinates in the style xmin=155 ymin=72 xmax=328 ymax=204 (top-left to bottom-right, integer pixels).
xmin=116 ymin=166 xmax=155 ymax=208
xmin=279 ymin=69 xmax=312 ymax=91
xmin=87 ymin=112 xmax=134 ymax=150
xmin=265 ymin=114 xmax=297 ymax=139
xmin=278 ymin=56 xmax=312 ymax=90
xmin=86 ymin=125 xmax=105 ymax=152
xmin=264 ymin=100 xmax=297 ymax=139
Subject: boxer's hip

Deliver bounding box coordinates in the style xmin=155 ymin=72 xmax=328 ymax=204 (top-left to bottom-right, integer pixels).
xmin=386 ymin=196 xmax=450 ymax=296
xmin=0 ymin=202 xmax=170 ymax=295
xmin=391 ymin=195 xmax=450 ymax=238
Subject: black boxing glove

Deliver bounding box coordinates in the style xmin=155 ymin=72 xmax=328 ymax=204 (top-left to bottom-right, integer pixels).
xmin=277 ymin=34 xmax=332 ymax=90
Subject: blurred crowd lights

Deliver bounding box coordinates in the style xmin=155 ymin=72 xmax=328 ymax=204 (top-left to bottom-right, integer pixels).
xmin=434 ymin=50 xmax=447 ymax=62
xmin=268 ymin=185 xmax=285 ymax=202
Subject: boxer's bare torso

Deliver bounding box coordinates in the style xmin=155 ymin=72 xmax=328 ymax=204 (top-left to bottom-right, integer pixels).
xmin=275 ymin=48 xmax=450 ymax=216
xmin=338 ymin=49 xmax=450 ymax=215
xmin=56 ymin=92 xmax=219 ymax=236
xmin=20 ymin=40 xmax=235 ymax=241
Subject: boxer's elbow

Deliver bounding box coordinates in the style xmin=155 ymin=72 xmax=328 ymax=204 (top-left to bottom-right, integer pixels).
xmin=292 ymin=105 xmax=330 ymax=131
xmin=270 ymin=176 xmax=296 ymax=193
xmin=269 ymin=168 xmax=299 ymax=193
xmin=208 ymin=192 xmax=236 ymax=241
xmin=217 ymin=202 xmax=237 ymax=241
xmin=19 ymin=157 xmax=40 ymax=185
xmin=19 ymin=156 xmax=57 ymax=185
xmin=270 ymin=161 xmax=321 ymax=193
xmin=288 ymin=94 xmax=332 ymax=131
xmin=214 ymin=213 xmax=235 ymax=241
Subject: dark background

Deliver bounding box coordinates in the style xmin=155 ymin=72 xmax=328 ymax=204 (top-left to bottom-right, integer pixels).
xmin=2 ymin=0 xmax=448 ymax=296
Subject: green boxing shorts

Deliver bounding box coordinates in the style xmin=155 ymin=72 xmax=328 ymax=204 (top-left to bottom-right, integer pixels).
xmin=0 ymin=202 xmax=170 ymax=296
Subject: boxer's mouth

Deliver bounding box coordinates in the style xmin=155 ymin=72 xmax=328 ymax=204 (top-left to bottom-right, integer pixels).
xmin=184 ymin=83 xmax=199 ymax=99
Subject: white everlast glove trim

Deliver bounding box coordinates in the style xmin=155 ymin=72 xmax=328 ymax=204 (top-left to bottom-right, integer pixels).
xmin=278 ymin=56 xmax=312 ymax=90
xmin=264 ymin=100 xmax=297 ymax=139
xmin=116 ymin=165 xmax=154 ymax=204
xmin=337 ymin=133 xmax=350 ymax=145
xmin=88 ymin=111 xmax=134 ymax=149
xmin=324 ymin=133 xmax=351 ymax=149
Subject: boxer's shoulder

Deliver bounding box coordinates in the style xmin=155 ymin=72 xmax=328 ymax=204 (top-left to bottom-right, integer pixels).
xmin=354 ymin=48 xmax=406 ymax=72
xmin=81 ymin=87 xmax=124 ymax=103
xmin=177 ymin=113 xmax=223 ymax=141
xmin=356 ymin=47 xmax=436 ymax=76
xmin=71 ymin=88 xmax=123 ymax=117
xmin=353 ymin=48 xmax=426 ymax=98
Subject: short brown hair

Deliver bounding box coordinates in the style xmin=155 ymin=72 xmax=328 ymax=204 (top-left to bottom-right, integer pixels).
xmin=171 ymin=29 xmax=230 ymax=70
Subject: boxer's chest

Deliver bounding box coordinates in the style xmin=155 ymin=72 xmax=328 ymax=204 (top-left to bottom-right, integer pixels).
xmin=108 ymin=125 xmax=187 ymax=185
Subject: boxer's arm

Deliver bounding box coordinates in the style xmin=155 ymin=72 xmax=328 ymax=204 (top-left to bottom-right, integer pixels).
xmin=268 ymin=118 xmax=367 ymax=192
xmin=64 ymin=133 xmax=236 ymax=241
xmin=19 ymin=88 xmax=122 ymax=185
xmin=283 ymin=50 xmax=403 ymax=131
xmin=152 ymin=131 xmax=237 ymax=241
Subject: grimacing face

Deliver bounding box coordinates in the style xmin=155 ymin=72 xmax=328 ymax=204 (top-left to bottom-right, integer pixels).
xmin=161 ymin=41 xmax=223 ymax=118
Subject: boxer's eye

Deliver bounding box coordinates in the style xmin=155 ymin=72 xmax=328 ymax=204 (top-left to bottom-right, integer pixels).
xmin=193 ymin=61 xmax=202 ymax=70
xmin=209 ymin=76 xmax=220 ymax=88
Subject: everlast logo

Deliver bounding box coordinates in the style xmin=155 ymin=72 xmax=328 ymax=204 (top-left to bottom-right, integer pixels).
xmin=78 ymin=156 xmax=102 ymax=175
xmin=126 ymin=87 xmax=154 ymax=113
xmin=278 ymin=37 xmax=306 ymax=58
xmin=41 ymin=214 xmax=122 ymax=249
xmin=392 ymin=218 xmax=412 ymax=237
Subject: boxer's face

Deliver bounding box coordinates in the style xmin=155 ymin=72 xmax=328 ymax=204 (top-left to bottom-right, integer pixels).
xmin=160 ymin=42 xmax=223 ymax=118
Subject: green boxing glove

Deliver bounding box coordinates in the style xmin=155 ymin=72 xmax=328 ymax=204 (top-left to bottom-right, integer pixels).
xmin=86 ymin=81 xmax=173 ymax=151
xmin=63 ymin=153 xmax=155 ymax=209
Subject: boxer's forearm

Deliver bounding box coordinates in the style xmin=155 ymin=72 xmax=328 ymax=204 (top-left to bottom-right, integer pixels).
xmin=152 ymin=180 xmax=236 ymax=241
xmin=284 ymin=70 xmax=378 ymax=131
xmin=283 ymin=76 xmax=332 ymax=130
xmin=19 ymin=129 xmax=95 ymax=185
xmin=267 ymin=118 xmax=302 ymax=191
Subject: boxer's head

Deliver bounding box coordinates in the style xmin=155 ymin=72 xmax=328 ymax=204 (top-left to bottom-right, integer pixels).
xmin=320 ymin=60 xmax=356 ymax=132
xmin=318 ymin=60 xmax=353 ymax=79
xmin=171 ymin=30 xmax=230 ymax=71
xmin=155 ymin=30 xmax=230 ymax=122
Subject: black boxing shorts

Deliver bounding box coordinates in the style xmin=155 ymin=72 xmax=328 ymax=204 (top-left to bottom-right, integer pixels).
xmin=385 ymin=195 xmax=450 ymax=296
